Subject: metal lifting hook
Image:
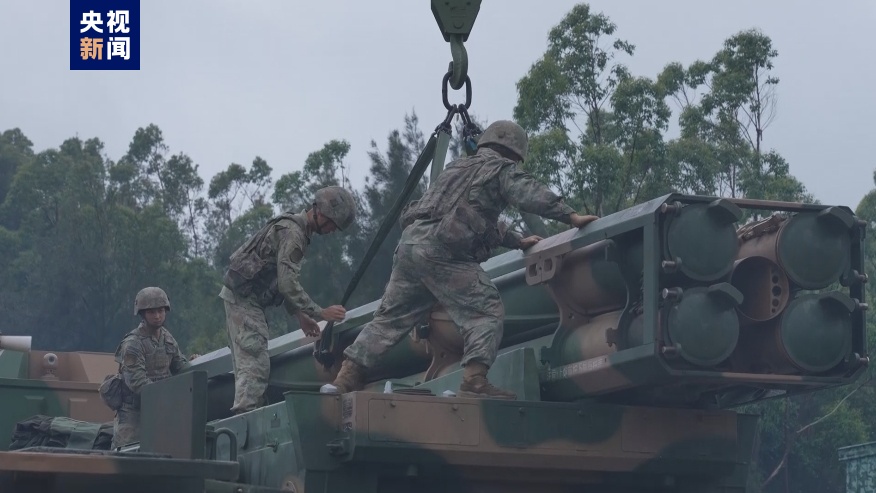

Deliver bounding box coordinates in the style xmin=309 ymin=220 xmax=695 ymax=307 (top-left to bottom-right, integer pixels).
xmin=313 ymin=2 xmax=484 ymax=370
xmin=432 ymin=0 xmax=482 ymax=90
xmin=448 ymin=35 xmax=467 ymax=90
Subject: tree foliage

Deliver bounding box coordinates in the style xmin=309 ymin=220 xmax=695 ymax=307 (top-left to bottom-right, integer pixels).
xmin=0 ymin=5 xmax=867 ymax=492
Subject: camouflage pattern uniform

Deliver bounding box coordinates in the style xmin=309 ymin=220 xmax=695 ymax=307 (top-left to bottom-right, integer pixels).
xmin=219 ymin=212 xmax=325 ymax=413
xmin=220 ymin=186 xmax=357 ymax=414
xmin=112 ymin=319 xmax=188 ymax=448
xmin=337 ymin=120 xmax=575 ymax=399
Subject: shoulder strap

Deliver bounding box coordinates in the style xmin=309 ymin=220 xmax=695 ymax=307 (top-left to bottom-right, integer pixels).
xmin=442 ymin=155 xmax=492 ymax=211
xmin=228 ymin=211 xmax=299 ymax=261
xmin=113 ymin=327 xmax=144 ymax=372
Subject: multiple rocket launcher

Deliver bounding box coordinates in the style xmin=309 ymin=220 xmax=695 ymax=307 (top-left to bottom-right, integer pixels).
xmin=0 ymin=192 xmax=865 ymax=493
xmin=192 ymin=193 xmax=868 ymax=413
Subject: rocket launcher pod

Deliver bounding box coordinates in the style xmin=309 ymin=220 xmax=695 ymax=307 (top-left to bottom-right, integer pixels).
xmin=737 ymin=207 xmax=856 ymax=290
xmin=730 ymin=291 xmax=857 ymax=374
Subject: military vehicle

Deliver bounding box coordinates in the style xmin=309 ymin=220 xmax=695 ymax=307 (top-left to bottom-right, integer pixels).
xmin=0 ymin=2 xmax=868 ymax=492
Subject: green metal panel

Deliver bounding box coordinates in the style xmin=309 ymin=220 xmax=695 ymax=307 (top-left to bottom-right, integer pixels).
xmin=0 ymin=378 xmax=107 ymax=451
xmin=140 ymin=370 xmax=209 ymax=459
xmin=839 ymin=441 xmax=876 ymax=493
xmin=0 ymin=349 xmax=27 ymax=378
xmin=431 ymin=0 xmax=481 ymax=41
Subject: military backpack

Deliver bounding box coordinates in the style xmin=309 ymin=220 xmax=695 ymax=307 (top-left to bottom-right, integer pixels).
xmin=98 ymin=372 xmax=124 ymax=412
xmin=400 ymin=153 xmax=503 ymax=261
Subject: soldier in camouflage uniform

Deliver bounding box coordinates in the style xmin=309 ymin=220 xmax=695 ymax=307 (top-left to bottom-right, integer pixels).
xmin=220 ymin=186 xmax=356 ymax=414
xmin=111 ymin=287 xmax=189 ymax=449
xmin=328 ymin=120 xmax=598 ymax=400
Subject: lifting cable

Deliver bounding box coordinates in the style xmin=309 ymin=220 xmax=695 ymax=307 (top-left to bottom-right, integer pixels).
xmin=314 ymin=1 xmax=484 ymax=369
xmin=314 ymin=70 xmax=482 ymax=369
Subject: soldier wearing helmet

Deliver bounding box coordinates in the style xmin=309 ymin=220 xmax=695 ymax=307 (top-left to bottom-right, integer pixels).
xmin=328 ymin=120 xmax=598 ymax=400
xmin=219 ymin=186 xmax=356 ymax=414
xmin=110 ymin=287 xmax=189 ymax=448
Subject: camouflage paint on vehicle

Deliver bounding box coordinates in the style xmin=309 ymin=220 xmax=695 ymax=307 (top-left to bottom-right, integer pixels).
xmin=184 ymin=194 xmax=868 ymax=412
xmin=0 ymin=348 xmax=117 ymax=451
xmin=839 ymin=441 xmax=876 ymax=493
xmin=0 ymin=192 xmax=866 ymax=493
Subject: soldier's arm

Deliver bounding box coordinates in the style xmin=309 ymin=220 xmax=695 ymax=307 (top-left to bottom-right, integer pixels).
xmin=118 ymin=341 xmax=151 ymax=394
xmin=498 ymin=163 xmax=575 ymax=224
xmin=169 ymin=343 xmax=190 ymax=374
xmin=275 ymin=226 xmax=325 ymax=320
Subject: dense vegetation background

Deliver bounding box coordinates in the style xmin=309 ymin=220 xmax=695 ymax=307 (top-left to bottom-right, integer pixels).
xmin=0 ymin=4 xmax=871 ymax=491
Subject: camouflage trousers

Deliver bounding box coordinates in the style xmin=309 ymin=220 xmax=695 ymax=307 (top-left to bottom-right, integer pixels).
xmin=220 ymin=286 xmax=270 ymax=414
xmin=111 ymin=399 xmax=139 ymax=449
xmin=344 ymin=242 xmax=504 ymax=369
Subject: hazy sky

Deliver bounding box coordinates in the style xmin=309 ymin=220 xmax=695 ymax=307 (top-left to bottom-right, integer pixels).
xmin=2 ymin=1 xmax=874 ymax=209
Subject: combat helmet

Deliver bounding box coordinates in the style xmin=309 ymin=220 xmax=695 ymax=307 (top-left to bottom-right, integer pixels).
xmin=313 ymin=186 xmax=357 ymax=231
xmin=134 ymin=287 xmax=171 ymax=316
xmin=476 ymin=120 xmax=528 ymax=162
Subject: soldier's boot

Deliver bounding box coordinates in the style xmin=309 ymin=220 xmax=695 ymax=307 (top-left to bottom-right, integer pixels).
xmin=231 ymin=395 xmax=266 ymax=415
xmin=458 ymin=362 xmax=517 ymax=400
xmin=323 ymin=358 xmax=367 ymax=394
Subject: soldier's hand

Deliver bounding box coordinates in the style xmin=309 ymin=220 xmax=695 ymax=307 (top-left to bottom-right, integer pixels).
xmin=321 ymin=305 xmax=347 ymax=322
xmin=570 ymin=213 xmax=599 ymax=228
xmin=519 ymin=235 xmax=543 ymax=249
xmin=189 ymin=353 xmax=201 ymax=361
xmin=297 ymin=313 xmax=322 ymax=337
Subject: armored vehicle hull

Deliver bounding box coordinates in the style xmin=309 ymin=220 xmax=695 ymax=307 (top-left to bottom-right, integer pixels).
xmin=0 ymin=193 xmax=867 ymax=493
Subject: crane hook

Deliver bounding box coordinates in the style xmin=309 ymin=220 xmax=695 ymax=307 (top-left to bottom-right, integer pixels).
xmin=432 ymin=0 xmax=482 ymax=90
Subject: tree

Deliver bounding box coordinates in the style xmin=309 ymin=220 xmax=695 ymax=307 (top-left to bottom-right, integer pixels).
xmin=659 ymin=29 xmax=812 ymax=205
xmin=206 ymin=157 xmax=275 ymax=265
xmin=0 ymin=129 xmax=34 ymax=214
xmin=0 ymin=127 xmax=229 ymax=355
xmin=513 ymin=3 xmax=673 ymax=217
xmin=272 ymin=140 xmax=361 ymax=312
xmin=348 ymin=112 xmax=428 ymax=306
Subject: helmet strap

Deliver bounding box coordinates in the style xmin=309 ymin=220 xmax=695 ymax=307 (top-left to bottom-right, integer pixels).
xmin=312 ymin=203 xmax=326 ymax=235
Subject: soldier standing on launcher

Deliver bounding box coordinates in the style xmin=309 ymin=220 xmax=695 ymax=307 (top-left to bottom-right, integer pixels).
xmin=220 ymin=186 xmax=356 ymax=414
xmin=111 ymin=287 xmax=189 ymax=449
xmin=327 ymin=120 xmax=599 ymax=400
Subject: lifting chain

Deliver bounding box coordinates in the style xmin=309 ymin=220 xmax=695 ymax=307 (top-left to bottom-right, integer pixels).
xmin=313 ymin=1 xmax=483 ymax=369
xmin=439 ymin=62 xmax=482 ymax=156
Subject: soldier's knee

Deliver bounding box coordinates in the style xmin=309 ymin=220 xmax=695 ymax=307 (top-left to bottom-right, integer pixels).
xmin=238 ymin=361 xmax=270 ymax=381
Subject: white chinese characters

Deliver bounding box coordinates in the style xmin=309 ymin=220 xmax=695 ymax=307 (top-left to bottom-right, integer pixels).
xmin=107 ymin=10 xmax=130 ymax=34
xmin=74 ymin=6 xmax=136 ymax=67
xmin=79 ymin=10 xmax=103 ymax=33
xmin=108 ymin=37 xmax=131 ymax=60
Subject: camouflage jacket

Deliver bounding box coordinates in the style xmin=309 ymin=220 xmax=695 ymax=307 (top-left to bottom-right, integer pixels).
xmin=114 ymin=323 xmax=188 ymax=395
xmin=402 ymin=147 xmax=574 ymax=259
xmin=224 ymin=211 xmax=323 ymax=320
